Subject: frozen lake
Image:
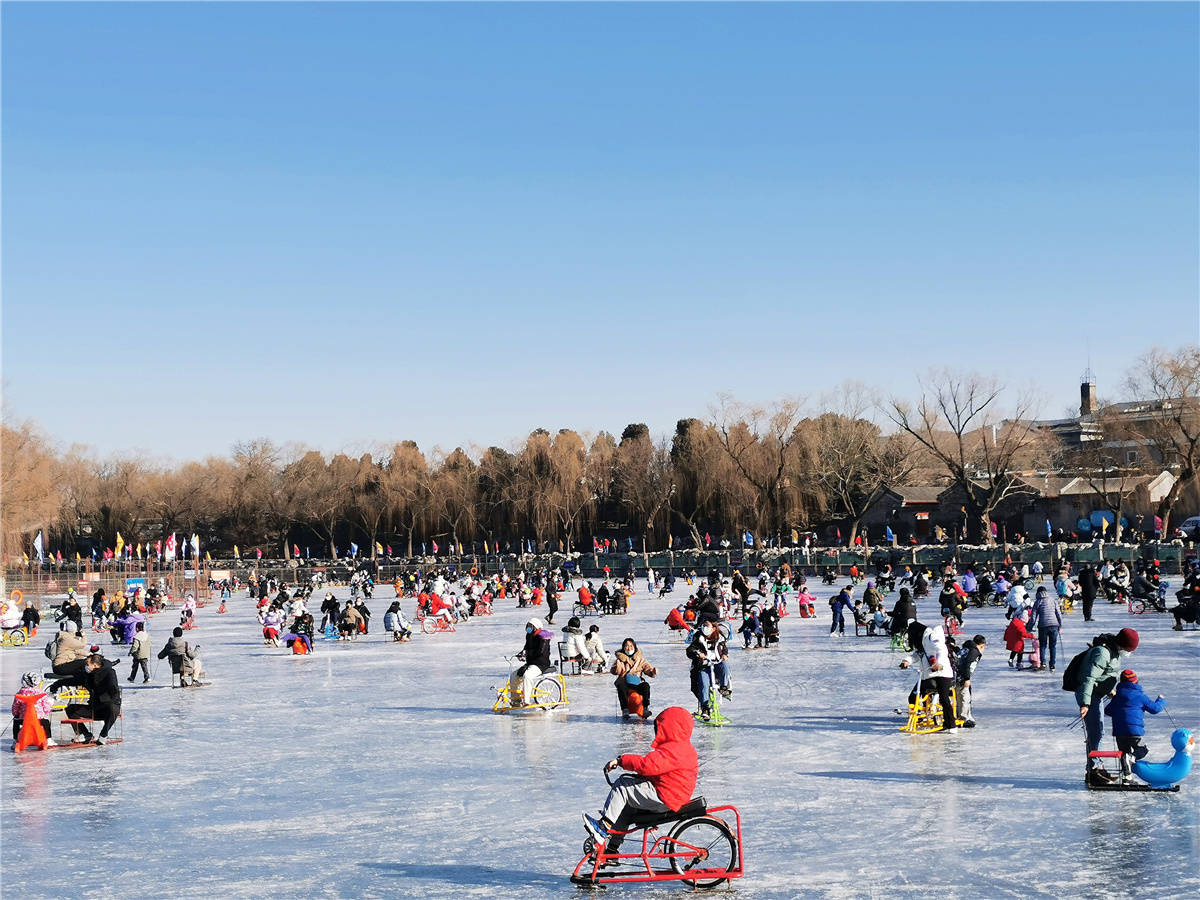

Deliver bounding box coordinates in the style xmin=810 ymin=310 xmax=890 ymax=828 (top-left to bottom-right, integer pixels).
xmin=2 ymin=578 xmax=1197 ymax=899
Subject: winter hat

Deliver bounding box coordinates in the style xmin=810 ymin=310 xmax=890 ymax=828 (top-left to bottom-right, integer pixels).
xmin=1121 ymin=669 xmax=1138 ymax=683
xmin=1117 ymin=628 xmax=1140 ymax=652
xmin=173 ymin=627 xmax=184 ymax=637
xmin=899 ymin=588 xmax=912 ymax=601
xmin=526 ymin=617 xmax=544 ymax=632
xmin=21 ymin=672 xmax=39 ymax=688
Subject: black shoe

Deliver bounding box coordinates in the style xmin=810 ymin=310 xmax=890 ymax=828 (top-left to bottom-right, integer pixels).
xmin=962 ymin=720 xmax=976 ymax=728
xmin=1088 ymin=767 xmax=1115 ymax=785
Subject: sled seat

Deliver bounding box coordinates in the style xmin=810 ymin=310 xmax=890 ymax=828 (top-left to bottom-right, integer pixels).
xmin=629 ymin=796 xmax=707 ymax=828
xmin=1089 ymin=750 xmax=1123 ymax=759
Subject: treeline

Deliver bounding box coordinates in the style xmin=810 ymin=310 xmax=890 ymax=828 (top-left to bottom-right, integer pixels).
xmin=3 ymin=349 xmax=1197 ymax=561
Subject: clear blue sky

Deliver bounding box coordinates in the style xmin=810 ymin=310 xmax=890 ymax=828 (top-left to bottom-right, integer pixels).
xmin=3 ymin=2 xmax=1197 ymax=460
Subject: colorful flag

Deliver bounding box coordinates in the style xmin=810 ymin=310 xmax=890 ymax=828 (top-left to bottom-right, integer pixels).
xmin=114 ymin=533 xmax=124 ymax=558
xmin=349 ymin=542 xmax=358 ymax=557
xmin=836 ymin=528 xmax=842 ymax=544
xmin=386 ymin=544 xmax=392 ymax=556
xmin=1045 ymin=519 xmax=1052 ymax=539
xmin=885 ymin=526 xmax=895 ymax=543
xmin=190 ymin=534 xmax=200 ymax=559
xmin=76 ymin=552 xmax=82 ymax=563
xmin=56 ymin=550 xmax=63 ymax=563
xmin=791 ymin=528 xmax=799 ymax=545
xmin=744 ymin=531 xmax=753 ymax=548
xmin=205 ymin=551 xmax=211 ymax=561
xmin=668 ymin=534 xmax=673 ymax=549
xmin=33 ymin=531 xmax=44 ymax=561
xmin=165 ymin=533 xmax=176 ymax=561
xmin=293 ymin=544 xmax=301 ymax=558
xmin=704 ymin=533 xmax=711 ymax=547
xmin=432 ymin=540 xmax=439 ymax=554
xmin=256 ymin=548 xmax=262 ymax=560
xmin=233 ymin=545 xmax=240 ymax=559
xmin=375 ymin=542 xmax=384 ymax=556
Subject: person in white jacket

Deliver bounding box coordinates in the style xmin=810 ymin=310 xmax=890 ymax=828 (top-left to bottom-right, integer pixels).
xmin=584 ymin=625 xmax=609 ymax=672
xmin=899 ymin=621 xmax=958 ymax=732
xmin=561 ymin=617 xmax=589 ymax=668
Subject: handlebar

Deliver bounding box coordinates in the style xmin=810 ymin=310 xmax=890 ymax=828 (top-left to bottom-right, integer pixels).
xmin=605 ymin=764 xmax=620 ymax=787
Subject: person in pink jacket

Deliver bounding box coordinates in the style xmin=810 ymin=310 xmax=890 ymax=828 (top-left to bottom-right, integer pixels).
xmin=11 ymin=672 xmax=55 ymax=745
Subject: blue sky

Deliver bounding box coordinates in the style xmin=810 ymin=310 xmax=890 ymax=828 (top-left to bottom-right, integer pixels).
xmin=3 ymin=2 xmax=1197 ymax=460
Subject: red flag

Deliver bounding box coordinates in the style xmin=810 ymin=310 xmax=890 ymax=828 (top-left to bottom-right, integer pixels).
xmin=256 ymin=548 xmax=263 ymax=559
xmin=386 ymin=544 xmax=392 ymax=555
xmin=704 ymin=533 xmax=711 ymax=547
xmin=156 ymin=540 xmax=162 ymax=557
xmin=56 ymin=550 xmax=63 ymax=563
xmin=293 ymin=544 xmax=301 ymax=558
xmin=432 ymin=540 xmax=439 ymax=554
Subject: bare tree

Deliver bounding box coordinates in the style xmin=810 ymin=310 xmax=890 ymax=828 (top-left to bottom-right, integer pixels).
xmin=1124 ymin=346 xmax=1200 ymax=535
xmin=887 ymin=371 xmax=1045 ymax=544
xmin=712 ymin=397 xmax=808 ymax=544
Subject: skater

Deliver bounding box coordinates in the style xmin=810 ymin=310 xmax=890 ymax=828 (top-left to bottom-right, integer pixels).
xmin=11 ymin=672 xmax=54 ymax=745
xmin=354 ymin=598 xmax=372 ymax=634
xmin=1104 ymin=669 xmax=1167 ymax=776
xmin=955 ymin=635 xmax=986 ymax=727
xmin=51 ymin=623 xmax=91 ymax=677
xmin=128 ymin=622 xmax=151 ymax=683
xmin=1078 ymin=563 xmax=1100 ymax=621
xmin=760 ymin=603 xmax=780 ymax=645
xmin=1004 ymin=611 xmax=1034 ymax=670
xmin=20 ymin=601 xmax=40 ymax=639
xmin=582 ymin=706 xmax=698 ymax=860
xmin=509 ymin=618 xmax=554 ymax=708
xmin=1029 ymin=586 xmax=1062 ymax=671
xmin=338 ymin=600 xmax=363 ymax=639
xmin=584 ymin=625 xmax=609 ymax=671
xmin=687 ymin=620 xmax=731 ymax=719
xmin=157 ymin=626 xmax=190 ymax=685
xmin=383 ymin=602 xmax=412 ymax=642
xmin=319 ymin=592 xmax=340 ymax=632
xmin=899 ymin=621 xmax=957 ymax=732
xmin=1070 ymin=628 xmax=1140 ymax=785
xmin=830 ymin=585 xmax=855 ymax=636
xmin=562 ymin=617 xmax=589 ymax=666
xmin=57 ymin=654 xmax=122 ymax=744
xmin=611 ymin=637 xmax=657 ymax=719
xmin=738 ymin=608 xmax=763 ymax=648
xmin=889 ymin=588 xmax=916 ymax=636
xmin=545 ymin=579 xmax=558 ymax=625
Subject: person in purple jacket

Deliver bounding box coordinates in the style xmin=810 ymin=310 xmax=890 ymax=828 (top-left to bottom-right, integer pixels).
xmin=1105 ymin=669 xmax=1167 ymax=776
xmin=1029 ymin=586 xmax=1063 ymax=672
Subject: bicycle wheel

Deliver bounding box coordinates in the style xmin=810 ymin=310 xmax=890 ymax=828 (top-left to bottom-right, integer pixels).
xmin=11 ymin=630 xmax=28 ymax=646
xmin=666 ymin=816 xmax=737 ymax=888
xmin=1131 ymin=599 xmax=1146 ymax=615
xmin=533 ymin=676 xmax=564 ymax=708
xmin=421 ymin=617 xmax=437 ymax=634
xmin=573 ymin=603 xmax=587 ymax=617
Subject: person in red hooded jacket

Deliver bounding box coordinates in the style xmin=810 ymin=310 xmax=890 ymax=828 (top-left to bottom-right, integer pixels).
xmin=583 ymin=706 xmax=698 ymax=857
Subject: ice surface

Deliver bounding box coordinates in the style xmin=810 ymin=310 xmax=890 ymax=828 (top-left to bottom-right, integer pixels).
xmin=2 ymin=579 xmax=1197 ymax=899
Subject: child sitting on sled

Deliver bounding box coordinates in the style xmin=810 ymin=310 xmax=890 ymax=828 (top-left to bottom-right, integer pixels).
xmin=583 ymin=706 xmax=698 ymax=857
xmin=1105 ymin=669 xmax=1167 ymax=776
xmin=11 ymin=672 xmax=55 ymax=745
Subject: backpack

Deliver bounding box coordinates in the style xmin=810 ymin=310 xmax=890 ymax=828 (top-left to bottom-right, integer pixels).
xmin=1061 ymin=634 xmax=1113 ymax=692
xmin=44 ymin=641 xmax=55 ymax=661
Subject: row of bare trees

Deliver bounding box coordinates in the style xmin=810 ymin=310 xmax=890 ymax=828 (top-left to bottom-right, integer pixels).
xmin=4 ymin=348 xmax=1197 ymax=560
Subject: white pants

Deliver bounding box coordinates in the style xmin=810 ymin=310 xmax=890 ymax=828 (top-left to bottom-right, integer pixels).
xmin=509 ymin=664 xmax=543 ymax=705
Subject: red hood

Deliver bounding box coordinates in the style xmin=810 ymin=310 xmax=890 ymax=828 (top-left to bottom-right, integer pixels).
xmin=653 ymin=706 xmax=694 ymax=746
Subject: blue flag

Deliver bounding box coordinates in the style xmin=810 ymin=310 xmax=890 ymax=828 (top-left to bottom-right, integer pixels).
xmin=885 ymin=526 xmax=895 ymax=543
xmin=744 ymin=531 xmax=753 ymax=547
xmin=350 ymin=542 xmax=358 ymax=557
xmin=627 ymin=538 xmax=633 ymax=551
xmin=1045 ymin=519 xmax=1052 ymax=539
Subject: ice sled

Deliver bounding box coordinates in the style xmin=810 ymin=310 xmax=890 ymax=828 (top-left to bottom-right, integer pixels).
xmin=1132 ymin=729 xmax=1194 ymax=789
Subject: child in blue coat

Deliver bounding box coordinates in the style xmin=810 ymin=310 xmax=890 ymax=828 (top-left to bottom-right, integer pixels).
xmin=738 ymin=609 xmax=763 ymax=649
xmin=1105 ymin=669 xmax=1167 ymax=775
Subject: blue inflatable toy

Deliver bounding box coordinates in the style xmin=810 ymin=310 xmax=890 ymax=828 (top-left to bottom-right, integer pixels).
xmin=1132 ymin=728 xmax=1194 ymax=789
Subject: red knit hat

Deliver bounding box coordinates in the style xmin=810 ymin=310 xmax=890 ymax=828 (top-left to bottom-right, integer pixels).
xmin=1121 ymin=669 xmax=1138 ymax=683
xmin=1117 ymin=628 xmax=1139 ymax=652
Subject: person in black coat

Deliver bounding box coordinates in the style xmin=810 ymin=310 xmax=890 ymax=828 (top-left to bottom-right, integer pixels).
xmin=1078 ymin=564 xmax=1100 ymax=622
xmin=890 ymin=588 xmax=916 ymax=636
xmin=54 ymin=654 xmax=122 ymax=743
